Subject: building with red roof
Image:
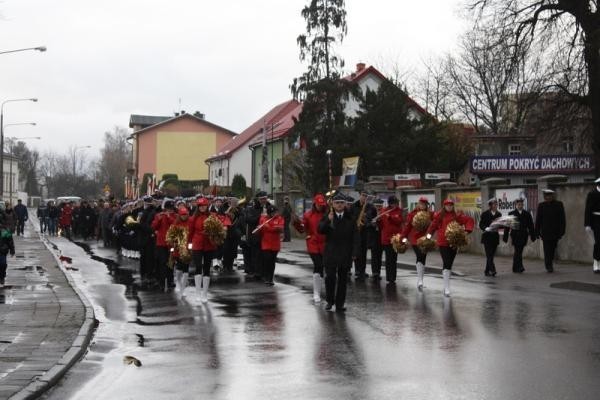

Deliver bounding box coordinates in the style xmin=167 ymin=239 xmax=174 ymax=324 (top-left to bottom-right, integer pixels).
xmin=205 ymin=99 xmax=300 ymax=188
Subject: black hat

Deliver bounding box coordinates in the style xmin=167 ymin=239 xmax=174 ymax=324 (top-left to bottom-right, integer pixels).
xmin=388 ymin=195 xmax=399 ymax=205
xmin=515 ymin=197 xmax=525 ymax=203
xmin=373 ymin=198 xmax=384 ymax=205
xmin=345 ymin=195 xmax=355 ymax=203
xmin=332 ymin=192 xmax=346 ymax=202
xmin=143 ymin=195 xmax=153 ymax=203
xmin=163 ymin=199 xmax=175 ymax=209
xmin=255 ymin=191 xmax=268 ymax=199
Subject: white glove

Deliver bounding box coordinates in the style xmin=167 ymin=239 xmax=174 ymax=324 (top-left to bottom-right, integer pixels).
xmin=170 ymin=248 xmax=174 ymax=252
xmin=187 ymin=243 xmax=193 ymax=250
xmin=585 ymin=226 xmax=593 ymax=234
xmin=485 ymin=227 xmax=492 ymax=232
xmin=402 ymin=237 xmax=408 ymax=244
xmin=426 ymin=233 xmax=432 ymax=240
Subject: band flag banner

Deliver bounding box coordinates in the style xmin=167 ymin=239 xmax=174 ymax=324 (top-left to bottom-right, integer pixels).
xmin=341 ymin=156 xmax=359 ymax=186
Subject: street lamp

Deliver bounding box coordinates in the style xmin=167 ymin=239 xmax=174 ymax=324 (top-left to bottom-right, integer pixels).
xmin=0 ymin=98 xmax=38 ymax=199
xmin=4 ymin=134 xmax=41 ymax=204
xmin=0 ymin=46 xmax=47 ymax=55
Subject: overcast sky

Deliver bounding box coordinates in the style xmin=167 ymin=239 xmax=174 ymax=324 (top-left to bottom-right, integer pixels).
xmin=0 ymin=0 xmax=467 ymax=159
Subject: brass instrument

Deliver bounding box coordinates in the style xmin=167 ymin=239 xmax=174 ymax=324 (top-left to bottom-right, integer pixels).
xmin=225 ymin=196 xmax=246 ymax=219
xmin=372 ymin=206 xmax=396 ymax=223
xmin=356 ymin=195 xmax=375 ymax=229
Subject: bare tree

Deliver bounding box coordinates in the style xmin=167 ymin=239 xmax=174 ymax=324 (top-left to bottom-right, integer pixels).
xmin=97 ymin=126 xmax=131 ymax=199
xmin=445 ymin=12 xmax=547 ymax=135
xmin=469 ymin=0 xmax=600 ymax=169
xmin=413 ymin=56 xmax=456 ymax=120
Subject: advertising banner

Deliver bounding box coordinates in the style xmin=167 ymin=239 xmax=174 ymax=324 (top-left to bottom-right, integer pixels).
xmin=469 ymin=154 xmax=594 ymax=175
xmin=406 ymin=193 xmax=436 ymax=211
xmin=494 ymin=188 xmax=527 ymax=216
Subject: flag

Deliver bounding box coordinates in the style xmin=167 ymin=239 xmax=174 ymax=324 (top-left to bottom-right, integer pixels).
xmin=340 ymin=156 xmax=360 ymax=186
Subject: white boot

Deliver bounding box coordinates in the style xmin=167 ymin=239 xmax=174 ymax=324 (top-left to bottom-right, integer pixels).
xmin=443 ymin=269 xmax=451 ymax=297
xmin=312 ymin=273 xmax=322 ymax=303
xmin=594 ymin=259 xmax=600 ymax=274
xmin=416 ymin=262 xmax=424 ymax=290
xmin=201 ymin=276 xmax=210 ymax=303
xmin=194 ymin=275 xmax=202 ymax=300
xmin=174 ymin=270 xmax=183 ymax=293
xmin=181 ymin=273 xmax=189 ymax=296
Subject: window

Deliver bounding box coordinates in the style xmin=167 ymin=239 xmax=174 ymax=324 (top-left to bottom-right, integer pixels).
xmin=508 ymin=144 xmax=521 ymax=155
xmin=563 ymin=136 xmax=574 ymax=154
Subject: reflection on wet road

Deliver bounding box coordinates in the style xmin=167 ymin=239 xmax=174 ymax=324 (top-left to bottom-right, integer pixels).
xmin=43 ymin=238 xmax=600 ymax=400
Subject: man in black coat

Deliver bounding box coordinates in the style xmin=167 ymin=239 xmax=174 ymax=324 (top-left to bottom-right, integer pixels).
xmin=503 ymin=197 xmax=536 ymax=273
xmin=138 ymin=196 xmax=158 ymax=283
xmin=351 ymin=190 xmax=376 ymax=280
xmin=584 ymin=177 xmax=600 ymax=274
xmin=13 ymin=199 xmax=28 ymax=236
xmin=281 ymin=196 xmax=293 ymax=242
xmin=479 ymin=198 xmax=502 ymax=276
xmin=535 ymin=189 xmax=566 ymax=272
xmin=244 ymin=191 xmax=271 ymax=279
xmin=318 ymin=192 xmax=358 ymax=312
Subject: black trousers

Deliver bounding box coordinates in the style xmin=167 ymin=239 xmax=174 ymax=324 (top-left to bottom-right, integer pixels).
xmin=283 ymin=218 xmax=291 ymax=241
xmin=156 ymin=246 xmax=173 ymax=286
xmin=412 ymin=245 xmax=427 ymax=264
xmin=439 ymin=246 xmax=457 ymax=270
xmin=325 ymin=263 xmax=348 ymax=308
xmin=248 ymin=242 xmax=263 ymax=277
xmin=354 ymin=234 xmax=368 ymax=276
xmin=139 ymin=241 xmax=156 ymax=279
xmin=16 ymin=219 xmax=25 ymax=236
xmin=593 ymin=227 xmax=600 ymax=261
xmin=512 ymin=243 xmax=525 ymax=272
xmin=371 ymin=241 xmax=383 ymax=276
xmin=484 ymin=242 xmax=498 ymax=273
xmin=262 ymin=250 xmax=278 ymax=283
xmin=543 ymin=239 xmax=558 ymax=269
xmin=223 ymin=236 xmax=239 ymax=271
xmin=0 ymin=255 xmax=7 ymax=281
xmin=192 ymin=250 xmax=214 ymax=276
xmin=310 ymin=253 xmax=324 ymax=276
xmin=384 ymin=244 xmax=397 ymax=282
xmin=174 ymin=260 xmax=189 ymax=273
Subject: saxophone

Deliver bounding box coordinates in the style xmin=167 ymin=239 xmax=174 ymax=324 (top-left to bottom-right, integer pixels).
xmin=356 ymin=200 xmax=368 ymax=229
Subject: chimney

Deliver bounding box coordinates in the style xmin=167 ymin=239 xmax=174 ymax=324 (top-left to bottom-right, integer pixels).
xmin=356 ymin=62 xmax=366 ymax=72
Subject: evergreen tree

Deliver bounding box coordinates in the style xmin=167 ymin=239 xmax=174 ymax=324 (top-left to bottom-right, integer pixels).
xmin=231 ymin=174 xmax=247 ymax=198
xmin=291 ymin=0 xmax=355 ymax=193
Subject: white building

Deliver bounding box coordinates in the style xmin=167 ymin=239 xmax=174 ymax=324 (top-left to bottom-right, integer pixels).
xmin=206 ymin=99 xmax=300 ymax=187
xmin=2 ymin=153 xmax=20 ymax=205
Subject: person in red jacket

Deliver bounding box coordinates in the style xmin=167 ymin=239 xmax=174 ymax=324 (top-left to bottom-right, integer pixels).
xmin=256 ymin=207 xmax=284 ymax=286
xmin=59 ymin=202 xmax=74 ymax=239
xmin=189 ymin=197 xmax=220 ymax=302
xmin=426 ymin=198 xmax=475 ymax=297
xmin=379 ymin=195 xmax=404 ymax=284
xmin=166 ymin=206 xmax=192 ymax=297
xmin=299 ymin=193 xmax=327 ymax=302
xmin=401 ymin=197 xmax=434 ymax=290
xmin=151 ymin=199 xmax=177 ymax=291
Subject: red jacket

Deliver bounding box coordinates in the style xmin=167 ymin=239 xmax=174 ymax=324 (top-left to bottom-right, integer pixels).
xmin=189 ymin=212 xmax=218 ymax=251
xmin=302 ymin=209 xmax=326 ymax=254
xmin=60 ymin=205 xmax=73 ymax=227
xmin=166 ymin=218 xmax=191 ymax=259
xmin=402 ymin=209 xmax=434 ymax=245
xmin=427 ymin=210 xmax=475 ymax=247
xmin=216 ymin=213 xmax=232 ymax=228
xmin=152 ymin=211 xmax=177 ymax=247
xmin=379 ymin=206 xmax=403 ymax=245
xmin=258 ymin=214 xmax=284 ymax=252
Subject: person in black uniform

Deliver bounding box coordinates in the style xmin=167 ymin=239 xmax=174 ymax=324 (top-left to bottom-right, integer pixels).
xmin=369 ymin=198 xmax=384 ymax=281
xmin=138 ymin=195 xmax=158 ymax=284
xmin=223 ymin=197 xmax=245 ymax=273
xmin=245 ymin=191 xmax=271 ymax=279
xmin=282 ymin=196 xmax=293 ymax=242
xmin=503 ymin=197 xmax=535 ymax=273
xmin=584 ymin=177 xmax=600 ymax=274
xmin=351 ymin=190 xmax=376 ymax=280
xmin=479 ymin=198 xmax=501 ymax=276
xmin=535 ymin=189 xmax=566 ymax=273
xmin=318 ymin=192 xmax=358 ymax=312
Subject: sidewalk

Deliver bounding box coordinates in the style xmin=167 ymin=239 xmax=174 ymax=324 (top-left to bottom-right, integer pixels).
xmin=0 ymin=221 xmax=94 ymax=400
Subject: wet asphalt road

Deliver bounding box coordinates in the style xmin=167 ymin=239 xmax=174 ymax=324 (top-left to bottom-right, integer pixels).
xmin=41 ymin=237 xmax=600 ymax=400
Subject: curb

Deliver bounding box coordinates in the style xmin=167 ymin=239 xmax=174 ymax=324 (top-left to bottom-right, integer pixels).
xmin=9 ymin=220 xmax=97 ymax=400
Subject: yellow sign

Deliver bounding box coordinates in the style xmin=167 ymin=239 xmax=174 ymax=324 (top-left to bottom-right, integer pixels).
xmin=447 ymin=191 xmax=481 ymax=212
